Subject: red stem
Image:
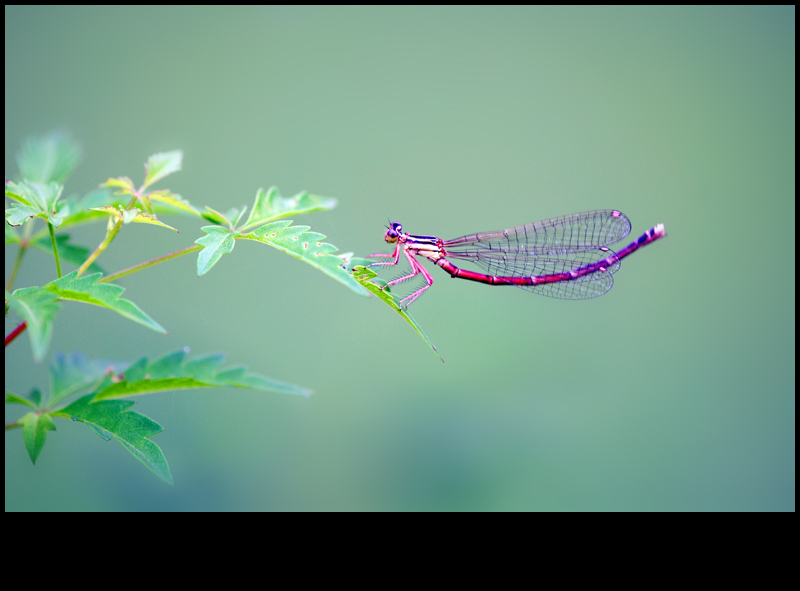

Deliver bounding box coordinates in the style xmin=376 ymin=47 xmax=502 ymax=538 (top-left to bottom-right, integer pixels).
xmin=5 ymin=321 xmax=27 ymax=347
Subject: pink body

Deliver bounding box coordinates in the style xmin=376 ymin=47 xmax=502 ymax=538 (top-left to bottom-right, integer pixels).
xmin=368 ymin=210 xmax=666 ymax=307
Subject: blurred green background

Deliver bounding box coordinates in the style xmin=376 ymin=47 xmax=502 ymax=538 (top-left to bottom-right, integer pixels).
xmin=5 ymin=6 xmax=794 ymax=511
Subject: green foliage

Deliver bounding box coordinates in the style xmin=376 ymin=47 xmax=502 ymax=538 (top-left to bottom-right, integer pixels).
xmin=6 ymin=389 xmax=42 ymax=409
xmin=88 ymin=204 xmax=179 ymax=232
xmin=4 ymin=348 xmax=310 ymax=483
xmin=59 ymin=394 xmax=172 ymax=484
xmin=92 ymin=349 xmax=311 ymax=400
xmin=243 ymin=186 xmax=337 ymax=226
xmin=195 ymin=225 xmax=237 ymax=275
xmin=143 ymin=151 xmax=183 ymax=190
xmin=50 ymin=271 xmax=166 ymax=331
xmin=49 ymin=352 xmax=116 ymax=403
xmin=7 ymin=271 xmax=166 ymax=361
xmin=352 ymin=266 xmax=443 ymax=362
xmin=193 ymin=187 xmax=369 ymax=296
xmin=53 ymin=188 xmax=127 ymax=230
xmin=248 ymin=220 xmax=365 ymax=293
xmin=5 ymin=181 xmax=65 ymax=226
xmin=5 ymin=130 xmax=383 ymax=485
xmin=16 ymin=131 xmax=81 ymax=184
xmin=18 ymin=411 xmax=56 ymax=464
xmin=6 ymin=287 xmax=60 ymax=362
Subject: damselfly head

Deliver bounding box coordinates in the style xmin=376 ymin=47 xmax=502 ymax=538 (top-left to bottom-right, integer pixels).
xmin=384 ymin=222 xmax=402 ymax=243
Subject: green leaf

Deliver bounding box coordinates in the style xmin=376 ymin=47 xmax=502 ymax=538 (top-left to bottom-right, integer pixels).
xmin=88 ymin=205 xmax=179 ymax=232
xmin=102 ymin=177 xmax=137 ymax=195
xmin=28 ymin=388 xmax=42 ymax=408
xmin=222 ymin=368 xmax=311 ymax=395
xmin=142 ymin=151 xmax=182 ymax=190
xmin=28 ymin=388 xmax=43 ymax=406
xmin=202 ymin=205 xmax=248 ymax=228
xmin=5 ymin=180 xmax=27 ymax=204
xmin=4 ymin=181 xmax=65 ymax=226
xmin=8 ymin=273 xmax=166 ymax=362
xmin=200 ymin=206 xmax=233 ymax=226
xmin=95 ymin=377 xmax=213 ymax=398
xmin=60 ymin=394 xmax=172 ymax=484
xmin=148 ymin=190 xmax=201 ymax=217
xmin=6 ymin=287 xmax=60 ymax=362
xmin=352 ymin=266 xmax=443 ymax=362
xmin=50 ymin=352 xmax=119 ymax=404
xmin=46 ymin=271 xmax=167 ymax=334
xmin=247 ymin=221 xmax=369 ymax=296
xmin=5 ymin=391 xmax=39 ymax=409
xmin=93 ymin=349 xmax=310 ymax=400
xmin=27 ymin=181 xmax=64 ymax=211
xmin=18 ymin=412 xmax=56 ymax=464
xmin=55 ymin=188 xmax=128 ymax=230
xmin=242 ymin=186 xmax=337 ymax=230
xmin=195 ymin=226 xmax=238 ymax=276
xmin=6 ymin=203 xmax=39 ymax=226
xmin=17 ymin=132 xmax=81 ymax=184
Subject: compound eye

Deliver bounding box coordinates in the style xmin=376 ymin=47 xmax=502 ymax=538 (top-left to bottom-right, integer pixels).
xmin=384 ymin=222 xmax=402 ymax=243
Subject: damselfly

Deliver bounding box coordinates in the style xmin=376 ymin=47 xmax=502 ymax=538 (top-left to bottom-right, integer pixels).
xmin=368 ymin=210 xmax=665 ymax=307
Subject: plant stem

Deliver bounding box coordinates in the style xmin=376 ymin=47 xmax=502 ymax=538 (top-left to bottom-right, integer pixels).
xmin=48 ymin=222 xmax=62 ymax=278
xmin=5 ymin=321 xmax=27 ymax=347
xmin=77 ymin=219 xmax=121 ymax=278
xmin=98 ymin=245 xmax=202 ymax=284
xmin=76 ymin=195 xmax=139 ymax=278
xmin=6 ymin=242 xmax=28 ymax=292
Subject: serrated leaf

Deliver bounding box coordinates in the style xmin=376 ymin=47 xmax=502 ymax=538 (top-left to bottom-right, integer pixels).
xmin=17 ymin=132 xmax=81 ymax=184
xmin=56 ymin=188 xmax=128 ymax=229
xmin=102 ymin=177 xmax=137 ymax=195
xmin=18 ymin=412 xmax=56 ymax=464
xmin=142 ymin=151 xmax=182 ymax=190
xmin=148 ymin=190 xmax=201 ymax=217
xmin=60 ymin=394 xmax=172 ymax=484
xmin=46 ymin=271 xmax=166 ymax=334
xmin=4 ymin=181 xmax=64 ymax=226
xmin=352 ymin=266 xmax=443 ymax=362
xmin=6 ymin=287 xmax=60 ymax=362
xmin=242 ymin=186 xmax=337 ymax=230
xmin=92 ymin=349 xmax=310 ymax=400
xmin=88 ymin=205 xmax=179 ymax=232
xmin=6 ymin=202 xmax=40 ymax=226
xmin=50 ymin=352 xmax=120 ymax=404
xmin=247 ymin=221 xmax=369 ymax=296
xmin=195 ymin=226 xmax=238 ymax=276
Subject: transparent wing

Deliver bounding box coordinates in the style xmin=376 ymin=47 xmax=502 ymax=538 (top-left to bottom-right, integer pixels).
xmin=446 ymin=247 xmax=620 ymax=299
xmin=443 ymin=210 xmax=631 ymax=255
